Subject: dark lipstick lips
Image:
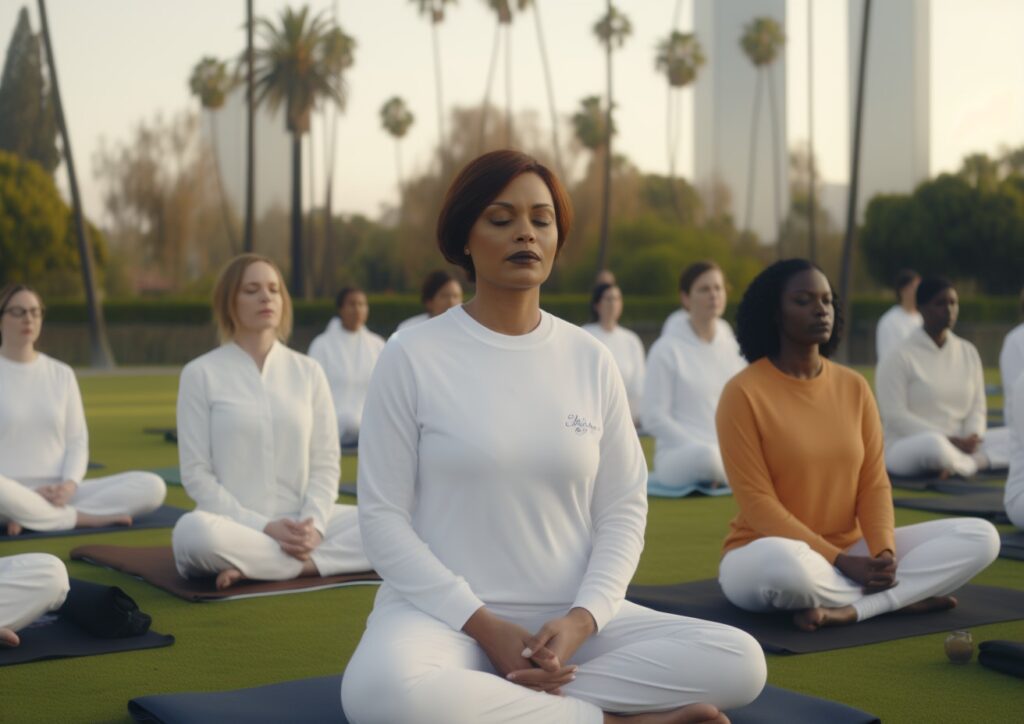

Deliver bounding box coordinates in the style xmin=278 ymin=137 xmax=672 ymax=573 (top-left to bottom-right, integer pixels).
xmin=507 ymin=252 xmax=540 ymax=261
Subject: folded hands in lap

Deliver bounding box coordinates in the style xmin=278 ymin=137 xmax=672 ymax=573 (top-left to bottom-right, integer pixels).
xmin=263 ymin=517 xmax=322 ymax=560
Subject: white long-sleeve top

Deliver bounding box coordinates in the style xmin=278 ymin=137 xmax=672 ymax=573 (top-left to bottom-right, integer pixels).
xmin=641 ymin=320 xmax=746 ymax=450
xmin=1006 ymin=375 xmax=1024 ymax=526
xmin=999 ymin=322 xmax=1024 ymax=424
xmin=661 ymin=308 xmax=735 ymax=342
xmin=875 ymin=327 xmax=986 ymax=446
xmin=358 ymin=307 xmax=648 ymax=632
xmin=875 ymin=305 xmax=922 ymax=362
xmin=0 ymin=354 xmax=88 ymax=484
xmin=176 ymin=342 xmax=340 ymax=535
xmin=308 ymin=320 xmax=386 ymax=433
xmin=581 ymin=323 xmax=646 ymax=419
xmin=394 ymin=313 xmax=429 ymax=334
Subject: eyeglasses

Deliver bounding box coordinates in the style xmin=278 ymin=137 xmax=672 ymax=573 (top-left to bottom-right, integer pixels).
xmin=2 ymin=306 xmax=45 ymax=320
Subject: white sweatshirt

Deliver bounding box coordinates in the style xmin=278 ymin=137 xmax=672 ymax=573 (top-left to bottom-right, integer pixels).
xmin=581 ymin=323 xmax=646 ymax=419
xmin=661 ymin=309 xmax=735 ymax=342
xmin=358 ymin=307 xmax=648 ymax=632
xmin=641 ymin=320 xmax=746 ymax=450
xmin=308 ymin=320 xmax=386 ymax=434
xmin=875 ymin=328 xmax=986 ymax=446
xmin=0 ymin=354 xmax=88 ymax=485
xmin=394 ymin=313 xmax=429 ymax=333
xmin=875 ymin=305 xmax=922 ymax=362
xmin=1006 ymin=375 xmax=1024 ymax=526
xmin=999 ymin=322 xmax=1024 ymax=424
xmin=176 ymin=342 xmax=341 ymax=535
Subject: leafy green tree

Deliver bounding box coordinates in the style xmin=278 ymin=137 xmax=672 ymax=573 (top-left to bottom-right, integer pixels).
xmin=0 ymin=7 xmax=58 ymax=174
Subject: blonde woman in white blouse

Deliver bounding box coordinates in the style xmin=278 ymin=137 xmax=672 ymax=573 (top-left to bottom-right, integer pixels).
xmin=0 ymin=285 xmax=166 ymax=536
xmin=172 ymin=255 xmax=369 ymax=590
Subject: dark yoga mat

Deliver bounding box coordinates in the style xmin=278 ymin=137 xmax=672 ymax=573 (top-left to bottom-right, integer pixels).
xmin=626 ymin=578 xmax=1024 ymax=655
xmin=890 ymin=478 xmax=1004 ymax=495
xmin=71 ymin=544 xmax=379 ymax=602
xmin=892 ymin=492 xmax=1010 ymax=523
xmin=0 ymin=614 xmax=173 ymax=667
xmin=143 ymin=427 xmax=178 ymax=444
xmin=127 ymin=676 xmax=879 ymax=724
xmin=338 ymin=483 xmax=357 ymax=497
xmin=0 ymin=505 xmax=186 ymax=541
xmin=1000 ymin=531 xmax=1024 ymax=561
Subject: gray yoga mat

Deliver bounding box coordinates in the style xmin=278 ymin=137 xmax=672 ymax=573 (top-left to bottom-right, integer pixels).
xmin=143 ymin=427 xmax=178 ymax=444
xmin=0 ymin=505 xmax=186 ymax=541
xmin=1000 ymin=531 xmax=1024 ymax=561
xmin=892 ymin=492 xmax=1010 ymax=523
xmin=0 ymin=614 xmax=173 ymax=667
xmin=338 ymin=483 xmax=358 ymax=497
xmin=626 ymin=578 xmax=1024 ymax=655
xmin=127 ymin=676 xmax=879 ymax=724
xmin=148 ymin=467 xmax=182 ymax=486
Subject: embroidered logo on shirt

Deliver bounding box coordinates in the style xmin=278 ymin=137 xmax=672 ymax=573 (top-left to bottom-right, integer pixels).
xmin=565 ymin=414 xmax=600 ymax=435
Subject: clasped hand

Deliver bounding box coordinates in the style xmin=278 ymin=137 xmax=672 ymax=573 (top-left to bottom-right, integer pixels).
xmin=835 ymin=551 xmax=898 ymax=593
xmin=35 ymin=480 xmax=77 ymax=507
xmin=463 ymin=607 xmax=596 ymax=695
xmin=263 ymin=517 xmax=322 ymax=560
xmin=949 ymin=434 xmax=981 ymax=454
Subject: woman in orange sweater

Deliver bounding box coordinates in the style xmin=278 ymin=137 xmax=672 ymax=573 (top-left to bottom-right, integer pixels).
xmin=715 ymin=259 xmax=999 ymax=631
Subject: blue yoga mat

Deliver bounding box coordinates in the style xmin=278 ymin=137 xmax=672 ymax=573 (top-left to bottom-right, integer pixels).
xmin=646 ymin=480 xmax=732 ymax=498
xmin=0 ymin=615 xmax=173 ymax=667
xmin=0 ymin=505 xmax=186 ymax=541
xmin=128 ymin=676 xmax=879 ymax=723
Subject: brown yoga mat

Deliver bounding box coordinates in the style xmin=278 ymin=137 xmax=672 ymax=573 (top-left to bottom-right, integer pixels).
xmin=70 ymin=545 xmax=380 ymax=602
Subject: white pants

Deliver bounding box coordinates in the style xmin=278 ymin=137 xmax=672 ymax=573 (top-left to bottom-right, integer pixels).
xmin=718 ymin=518 xmax=1000 ymax=621
xmin=341 ymin=594 xmax=766 ymax=724
xmin=172 ymin=504 xmax=370 ymax=580
xmin=885 ymin=429 xmax=1010 ymax=478
xmin=652 ymin=442 xmax=727 ymax=489
xmin=0 ymin=472 xmax=167 ymax=532
xmin=0 ymin=553 xmax=70 ymax=632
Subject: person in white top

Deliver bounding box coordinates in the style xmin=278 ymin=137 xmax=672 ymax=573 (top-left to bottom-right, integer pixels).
xmin=642 ymin=262 xmax=746 ymax=493
xmin=171 ymin=255 xmax=369 ymax=590
xmin=998 ymin=290 xmax=1024 ymax=425
xmin=874 ymin=269 xmax=922 ymax=363
xmin=0 ymin=553 xmax=70 ymax=648
xmin=877 ymin=277 xmax=1009 ymax=478
xmin=394 ymin=270 xmax=464 ymax=333
xmin=1006 ymin=374 xmax=1024 ymax=528
xmin=0 ymin=285 xmax=166 ymax=536
xmin=341 ymin=151 xmax=765 ymax=724
xmin=581 ymin=284 xmax=645 ymax=423
xmin=308 ymin=287 xmax=386 ymax=446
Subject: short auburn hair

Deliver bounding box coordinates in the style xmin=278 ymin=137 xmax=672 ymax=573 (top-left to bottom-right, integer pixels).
xmin=436 ymin=150 xmax=573 ymax=281
xmin=212 ymin=254 xmax=293 ymax=343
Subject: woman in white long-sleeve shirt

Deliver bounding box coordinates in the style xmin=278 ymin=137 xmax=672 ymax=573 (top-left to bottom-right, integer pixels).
xmin=642 ymin=262 xmax=745 ymax=494
xmin=0 ymin=553 xmax=70 ymax=648
xmin=874 ymin=269 xmax=921 ymax=363
xmin=171 ymin=255 xmax=369 ymax=590
xmin=0 ymin=285 xmax=166 ymax=536
xmin=308 ymin=287 xmax=385 ymax=446
xmin=998 ymin=291 xmax=1024 ymax=425
xmin=341 ymin=151 xmax=765 ymax=724
xmin=581 ymin=283 xmax=645 ymax=423
xmin=877 ymin=277 xmax=1008 ymax=478
xmin=394 ymin=270 xmax=464 ymax=333
xmin=1005 ymin=374 xmax=1024 ymax=527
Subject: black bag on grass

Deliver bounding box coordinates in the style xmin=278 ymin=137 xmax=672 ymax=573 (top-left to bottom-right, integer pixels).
xmin=978 ymin=640 xmax=1024 ymax=679
xmin=58 ymin=578 xmax=152 ymax=638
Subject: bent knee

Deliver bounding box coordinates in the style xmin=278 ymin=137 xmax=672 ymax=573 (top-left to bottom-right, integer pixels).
xmin=28 ymin=553 xmax=70 ymax=607
xmin=957 ymin=517 xmax=1001 ymax=565
xmin=720 ymin=628 xmax=767 ymax=709
xmin=137 ymin=472 xmax=168 ymax=507
xmin=172 ymin=511 xmax=221 ymax=558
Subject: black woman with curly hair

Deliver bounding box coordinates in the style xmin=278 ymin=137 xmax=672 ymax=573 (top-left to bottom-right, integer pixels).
xmin=714 ymin=260 xmax=999 ymax=631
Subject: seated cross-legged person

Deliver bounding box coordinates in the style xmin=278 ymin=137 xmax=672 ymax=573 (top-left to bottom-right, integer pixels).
xmin=716 ymin=260 xmax=1000 ymax=631
xmin=172 ymin=255 xmax=370 ymax=590
xmin=582 ymin=283 xmax=645 ymax=424
xmin=998 ymin=289 xmax=1024 ymax=425
xmin=308 ymin=287 xmax=386 ymax=447
xmin=642 ymin=262 xmax=745 ymax=493
xmin=0 ymin=553 xmax=70 ymax=648
xmin=877 ymin=277 xmax=1009 ymax=478
xmin=0 ymin=285 xmax=166 ymax=536
xmin=1006 ymin=373 xmax=1024 ymax=528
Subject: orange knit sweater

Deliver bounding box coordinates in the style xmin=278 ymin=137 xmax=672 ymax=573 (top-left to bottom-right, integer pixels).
xmin=717 ymin=358 xmax=895 ymax=563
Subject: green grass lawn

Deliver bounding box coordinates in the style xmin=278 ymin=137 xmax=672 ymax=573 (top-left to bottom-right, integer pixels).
xmin=3 ymin=370 xmax=1023 ymax=723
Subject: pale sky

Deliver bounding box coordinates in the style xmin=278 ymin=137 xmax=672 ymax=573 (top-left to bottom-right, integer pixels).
xmin=2 ymin=0 xmax=1022 ymax=229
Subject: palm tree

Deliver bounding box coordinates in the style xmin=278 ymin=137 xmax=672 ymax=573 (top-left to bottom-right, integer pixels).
xmin=592 ymin=2 xmax=631 ymax=274
xmin=189 ymin=56 xmax=239 ymax=254
xmin=572 ymin=95 xmax=613 ymax=152
xmin=410 ymin=0 xmax=457 ymax=168
xmin=478 ymin=0 xmax=511 ymax=150
xmin=806 ymin=0 xmax=817 ymax=262
xmin=519 ymin=0 xmax=563 ymax=178
xmin=253 ymin=6 xmax=352 ymax=298
xmin=740 ymin=16 xmax=785 ymax=245
xmin=380 ymin=96 xmax=415 ymax=190
xmin=36 ymin=0 xmax=113 ymax=367
xmin=244 ymin=0 xmax=255 ymax=253
xmin=655 ymin=29 xmax=705 ymax=220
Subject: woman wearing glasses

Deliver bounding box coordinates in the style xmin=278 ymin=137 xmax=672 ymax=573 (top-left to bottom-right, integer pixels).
xmin=0 ymin=284 xmax=166 ymax=535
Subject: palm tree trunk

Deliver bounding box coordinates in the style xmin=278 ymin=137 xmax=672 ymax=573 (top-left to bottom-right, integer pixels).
xmin=766 ymin=64 xmax=783 ymax=253
xmin=743 ymin=70 xmax=764 ymax=235
xmin=37 ymin=0 xmax=114 ymax=368
xmin=531 ymin=2 xmax=564 ymax=178
xmin=479 ymin=20 xmax=501 ymax=152
xmin=290 ymin=131 xmax=303 ymax=296
xmin=243 ymin=0 xmax=255 ymax=253
xmin=431 ymin=17 xmax=446 ymax=170
xmin=595 ymin=0 xmax=613 ymax=274
xmin=395 ymin=139 xmax=404 ymax=190
xmin=839 ymin=0 xmax=873 ymax=362
xmin=208 ymin=113 xmax=239 ymax=254
xmin=807 ymin=0 xmax=817 ymax=262
xmin=504 ymin=24 xmax=513 ymax=145
xmin=306 ymin=131 xmax=317 ymax=299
